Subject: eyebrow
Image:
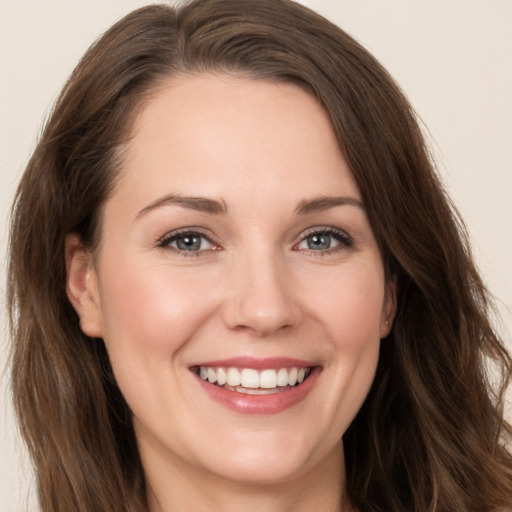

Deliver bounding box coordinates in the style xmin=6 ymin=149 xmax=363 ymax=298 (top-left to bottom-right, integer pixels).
xmin=135 ymin=193 xmax=363 ymax=220
xmin=295 ymin=196 xmax=364 ymax=215
xmin=135 ymin=194 xmax=227 ymax=219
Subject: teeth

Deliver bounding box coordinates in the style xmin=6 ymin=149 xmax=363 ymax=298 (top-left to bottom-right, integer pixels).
xmin=241 ymin=369 xmax=259 ymax=388
xmin=197 ymin=366 xmax=311 ymax=391
xmin=260 ymin=369 xmax=277 ymax=388
xmin=231 ymin=386 xmax=283 ymax=395
xmin=216 ymin=367 xmax=227 ymax=386
xmin=277 ymin=368 xmax=289 ymax=386
xmin=207 ymin=367 xmax=217 ymax=384
xmin=227 ymin=367 xmax=241 ymax=386
xmin=288 ymin=367 xmax=298 ymax=386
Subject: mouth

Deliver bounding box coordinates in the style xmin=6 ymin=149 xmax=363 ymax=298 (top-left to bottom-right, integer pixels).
xmin=192 ymin=365 xmax=313 ymax=395
xmin=189 ymin=358 xmax=320 ymax=414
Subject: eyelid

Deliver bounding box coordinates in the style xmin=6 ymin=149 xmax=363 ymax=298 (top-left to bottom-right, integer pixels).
xmin=294 ymin=226 xmax=354 ymax=253
xmin=155 ymin=225 xmax=353 ymax=256
xmin=157 ymin=227 xmax=221 ymax=254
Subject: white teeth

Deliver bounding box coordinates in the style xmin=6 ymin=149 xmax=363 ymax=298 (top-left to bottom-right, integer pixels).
xmin=207 ymin=367 xmax=217 ymax=384
xmin=259 ymin=369 xmax=277 ymax=388
xmin=197 ymin=365 xmax=311 ymax=391
xmin=216 ymin=367 xmax=227 ymax=386
xmin=240 ymin=369 xmax=259 ymax=388
xmin=288 ymin=367 xmax=298 ymax=386
xmin=232 ymin=386 xmax=282 ymax=395
xmin=227 ymin=367 xmax=241 ymax=386
xmin=277 ymin=368 xmax=289 ymax=386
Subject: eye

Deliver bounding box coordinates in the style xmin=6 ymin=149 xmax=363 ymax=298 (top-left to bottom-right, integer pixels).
xmin=159 ymin=230 xmax=217 ymax=254
xmin=295 ymin=228 xmax=353 ymax=253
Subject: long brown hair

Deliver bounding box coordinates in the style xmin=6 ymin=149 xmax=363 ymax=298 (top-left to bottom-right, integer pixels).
xmin=8 ymin=1 xmax=512 ymax=511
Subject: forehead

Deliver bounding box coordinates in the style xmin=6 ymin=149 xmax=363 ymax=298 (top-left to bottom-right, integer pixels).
xmin=115 ymin=73 xmax=359 ymax=209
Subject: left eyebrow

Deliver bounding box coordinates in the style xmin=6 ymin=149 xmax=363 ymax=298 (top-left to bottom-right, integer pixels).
xmin=135 ymin=194 xmax=227 ymax=220
xmin=295 ymin=196 xmax=364 ymax=215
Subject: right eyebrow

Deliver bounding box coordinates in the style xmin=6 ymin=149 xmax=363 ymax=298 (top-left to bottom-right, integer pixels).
xmin=135 ymin=194 xmax=227 ymax=220
xmin=295 ymin=195 xmax=364 ymax=215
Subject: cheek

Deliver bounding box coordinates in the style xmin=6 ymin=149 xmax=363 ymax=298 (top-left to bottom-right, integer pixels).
xmin=308 ymin=264 xmax=384 ymax=427
xmin=329 ymin=272 xmax=384 ymax=399
xmin=313 ymin=263 xmax=386 ymax=345
xmin=95 ymin=259 xmax=224 ymax=429
xmin=97 ymin=259 xmax=220 ymax=360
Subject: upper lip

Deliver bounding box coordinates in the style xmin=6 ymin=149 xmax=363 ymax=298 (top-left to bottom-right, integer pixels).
xmin=189 ymin=356 xmax=318 ymax=370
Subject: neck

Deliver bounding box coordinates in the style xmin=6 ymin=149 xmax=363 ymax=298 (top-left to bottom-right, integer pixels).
xmin=144 ymin=441 xmax=353 ymax=512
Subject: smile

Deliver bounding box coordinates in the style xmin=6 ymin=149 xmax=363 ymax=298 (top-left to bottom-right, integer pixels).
xmin=195 ymin=366 xmax=312 ymax=395
xmin=190 ymin=358 xmax=320 ymax=414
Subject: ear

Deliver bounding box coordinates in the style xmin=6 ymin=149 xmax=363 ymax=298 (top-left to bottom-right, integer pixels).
xmin=65 ymin=235 xmax=103 ymax=338
xmin=380 ymin=278 xmax=397 ymax=339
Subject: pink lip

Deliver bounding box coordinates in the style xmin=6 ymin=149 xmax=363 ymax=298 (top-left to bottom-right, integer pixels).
xmin=190 ymin=356 xmax=316 ymax=370
xmin=191 ymin=361 xmax=321 ymax=415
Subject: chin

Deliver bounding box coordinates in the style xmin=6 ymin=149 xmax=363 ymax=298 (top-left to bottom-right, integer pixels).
xmin=192 ymin=428 xmax=339 ymax=486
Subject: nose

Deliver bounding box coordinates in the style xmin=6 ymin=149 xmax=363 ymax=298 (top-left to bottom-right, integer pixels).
xmin=221 ymin=250 xmax=303 ymax=337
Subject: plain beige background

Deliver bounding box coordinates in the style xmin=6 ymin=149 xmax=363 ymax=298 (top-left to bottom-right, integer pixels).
xmin=1 ymin=1 xmax=511 ymax=510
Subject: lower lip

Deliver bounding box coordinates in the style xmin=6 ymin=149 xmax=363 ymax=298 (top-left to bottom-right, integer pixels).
xmin=194 ymin=368 xmax=320 ymax=415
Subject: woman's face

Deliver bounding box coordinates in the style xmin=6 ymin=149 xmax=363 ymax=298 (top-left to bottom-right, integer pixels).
xmin=69 ymin=75 xmax=394 ymax=487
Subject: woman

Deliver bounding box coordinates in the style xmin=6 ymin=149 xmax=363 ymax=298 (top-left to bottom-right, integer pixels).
xmin=7 ymin=0 xmax=512 ymax=511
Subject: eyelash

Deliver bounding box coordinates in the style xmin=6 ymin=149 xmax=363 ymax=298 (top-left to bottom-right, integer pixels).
xmin=294 ymin=227 xmax=354 ymax=256
xmin=157 ymin=226 xmax=354 ymax=257
xmin=157 ymin=228 xmax=218 ymax=257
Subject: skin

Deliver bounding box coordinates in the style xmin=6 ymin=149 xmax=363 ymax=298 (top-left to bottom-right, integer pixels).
xmin=67 ymin=74 xmax=395 ymax=512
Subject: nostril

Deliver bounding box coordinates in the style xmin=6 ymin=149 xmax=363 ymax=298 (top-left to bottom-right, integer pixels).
xmin=222 ymin=294 xmax=301 ymax=336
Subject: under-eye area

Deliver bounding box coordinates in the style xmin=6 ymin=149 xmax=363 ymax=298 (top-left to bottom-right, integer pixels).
xmin=192 ymin=366 xmax=314 ymax=395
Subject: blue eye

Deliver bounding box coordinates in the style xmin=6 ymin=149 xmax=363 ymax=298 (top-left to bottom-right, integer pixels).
xmin=296 ymin=228 xmax=352 ymax=253
xmin=160 ymin=231 xmax=215 ymax=253
xmin=304 ymin=233 xmax=336 ymax=250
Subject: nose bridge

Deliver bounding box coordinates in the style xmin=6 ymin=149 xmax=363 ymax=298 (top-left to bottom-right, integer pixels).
xmin=222 ymin=244 xmax=301 ymax=336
